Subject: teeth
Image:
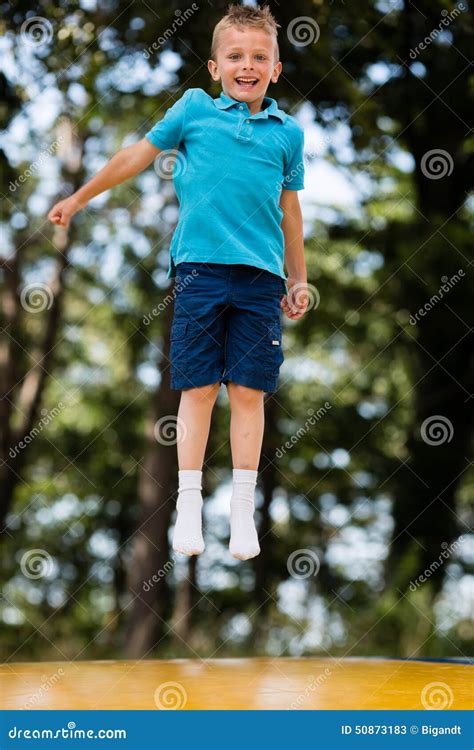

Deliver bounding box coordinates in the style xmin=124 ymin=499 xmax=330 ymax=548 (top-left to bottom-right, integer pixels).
xmin=237 ymin=78 xmax=257 ymax=82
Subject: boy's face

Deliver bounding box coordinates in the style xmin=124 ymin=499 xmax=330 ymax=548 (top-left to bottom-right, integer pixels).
xmin=208 ymin=27 xmax=282 ymax=107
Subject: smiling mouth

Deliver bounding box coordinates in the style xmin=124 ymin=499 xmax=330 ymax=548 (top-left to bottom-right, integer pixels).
xmin=235 ymin=77 xmax=259 ymax=88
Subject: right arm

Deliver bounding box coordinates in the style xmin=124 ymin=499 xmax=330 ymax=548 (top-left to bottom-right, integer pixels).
xmin=48 ymin=137 xmax=161 ymax=228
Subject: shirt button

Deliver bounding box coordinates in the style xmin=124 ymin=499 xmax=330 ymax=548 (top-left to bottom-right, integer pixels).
xmin=238 ymin=106 xmax=243 ymax=110
xmin=246 ymin=119 xmax=250 ymax=123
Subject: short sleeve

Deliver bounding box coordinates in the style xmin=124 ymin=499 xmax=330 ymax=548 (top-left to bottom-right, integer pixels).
xmin=145 ymin=89 xmax=193 ymax=150
xmin=282 ymin=127 xmax=305 ymax=190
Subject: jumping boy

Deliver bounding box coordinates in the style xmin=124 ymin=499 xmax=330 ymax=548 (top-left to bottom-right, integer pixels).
xmin=48 ymin=4 xmax=308 ymax=561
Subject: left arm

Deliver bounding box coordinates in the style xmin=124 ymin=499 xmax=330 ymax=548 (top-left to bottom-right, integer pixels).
xmin=280 ymin=189 xmax=308 ymax=319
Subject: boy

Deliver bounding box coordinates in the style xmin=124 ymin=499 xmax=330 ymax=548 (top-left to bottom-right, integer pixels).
xmin=48 ymin=4 xmax=308 ymax=561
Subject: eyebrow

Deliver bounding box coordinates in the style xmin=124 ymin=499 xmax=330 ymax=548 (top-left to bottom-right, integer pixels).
xmin=225 ymin=48 xmax=270 ymax=53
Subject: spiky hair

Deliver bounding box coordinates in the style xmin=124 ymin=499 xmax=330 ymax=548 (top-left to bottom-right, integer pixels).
xmin=211 ymin=4 xmax=280 ymax=63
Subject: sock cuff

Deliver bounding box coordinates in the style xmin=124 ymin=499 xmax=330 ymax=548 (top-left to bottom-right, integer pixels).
xmin=178 ymin=469 xmax=202 ymax=490
xmin=179 ymin=470 xmax=202 ymax=479
xmin=232 ymin=468 xmax=258 ymax=483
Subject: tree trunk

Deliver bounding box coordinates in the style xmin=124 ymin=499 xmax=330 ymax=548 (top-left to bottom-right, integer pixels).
xmin=125 ymin=309 xmax=181 ymax=657
xmin=0 ymin=117 xmax=83 ymax=537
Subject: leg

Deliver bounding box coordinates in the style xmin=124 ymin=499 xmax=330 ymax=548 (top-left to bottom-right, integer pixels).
xmin=226 ymin=382 xmax=265 ymax=559
xmin=173 ymin=382 xmax=220 ymax=556
xmin=227 ymin=382 xmax=265 ymax=470
xmin=177 ymin=382 xmax=220 ymax=469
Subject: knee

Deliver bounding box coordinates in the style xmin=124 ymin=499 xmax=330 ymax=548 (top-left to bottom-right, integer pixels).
xmin=228 ymin=382 xmax=264 ymax=406
xmin=182 ymin=382 xmax=220 ymax=404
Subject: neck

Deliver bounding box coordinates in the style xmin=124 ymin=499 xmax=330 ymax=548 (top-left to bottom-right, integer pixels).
xmin=223 ymin=90 xmax=268 ymax=116
xmin=249 ymin=97 xmax=266 ymax=116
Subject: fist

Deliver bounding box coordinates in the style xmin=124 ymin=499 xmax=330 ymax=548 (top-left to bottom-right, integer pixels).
xmin=48 ymin=195 xmax=85 ymax=229
xmin=280 ymin=278 xmax=309 ymax=320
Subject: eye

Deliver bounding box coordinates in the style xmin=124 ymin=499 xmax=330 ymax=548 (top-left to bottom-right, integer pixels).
xmin=228 ymin=54 xmax=240 ymax=60
xmin=256 ymin=55 xmax=266 ymax=60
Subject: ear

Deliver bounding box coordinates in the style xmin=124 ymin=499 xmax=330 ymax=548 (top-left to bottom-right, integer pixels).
xmin=208 ymin=59 xmax=220 ymax=81
xmin=271 ymin=60 xmax=283 ymax=83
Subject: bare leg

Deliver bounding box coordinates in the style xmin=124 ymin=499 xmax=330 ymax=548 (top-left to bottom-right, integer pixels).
xmin=177 ymin=382 xmax=220 ymax=469
xmin=227 ymin=382 xmax=265 ymax=469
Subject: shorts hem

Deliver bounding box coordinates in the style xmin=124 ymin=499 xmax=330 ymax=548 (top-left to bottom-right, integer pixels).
xmin=221 ymin=371 xmax=279 ymax=393
xmin=170 ymin=369 xmax=223 ymax=391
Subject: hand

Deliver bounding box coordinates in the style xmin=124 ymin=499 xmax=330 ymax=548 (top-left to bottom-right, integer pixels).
xmin=47 ymin=194 xmax=87 ymax=229
xmin=280 ymin=277 xmax=309 ymax=320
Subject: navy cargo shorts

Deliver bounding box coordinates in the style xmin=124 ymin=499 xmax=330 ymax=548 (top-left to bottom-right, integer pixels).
xmin=169 ymin=262 xmax=285 ymax=393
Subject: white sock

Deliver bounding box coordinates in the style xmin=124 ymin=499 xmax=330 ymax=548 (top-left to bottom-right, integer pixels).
xmin=172 ymin=469 xmax=205 ymax=556
xmin=229 ymin=468 xmax=260 ymax=560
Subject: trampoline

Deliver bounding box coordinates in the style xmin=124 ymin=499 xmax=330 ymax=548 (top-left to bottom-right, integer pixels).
xmin=0 ymin=657 xmax=471 ymax=710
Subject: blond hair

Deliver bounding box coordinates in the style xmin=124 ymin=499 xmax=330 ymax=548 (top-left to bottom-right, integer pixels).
xmin=211 ymin=3 xmax=280 ymax=63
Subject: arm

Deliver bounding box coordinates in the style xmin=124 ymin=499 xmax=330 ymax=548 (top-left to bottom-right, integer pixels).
xmin=280 ymin=188 xmax=308 ymax=319
xmin=48 ymin=137 xmax=161 ymax=228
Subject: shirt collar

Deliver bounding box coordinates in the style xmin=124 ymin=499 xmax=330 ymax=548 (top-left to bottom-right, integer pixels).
xmin=213 ymin=90 xmax=286 ymax=123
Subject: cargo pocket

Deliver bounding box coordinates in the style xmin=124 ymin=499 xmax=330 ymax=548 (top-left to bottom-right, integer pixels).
xmin=263 ymin=323 xmax=284 ymax=369
xmin=170 ymin=319 xmax=189 ymax=340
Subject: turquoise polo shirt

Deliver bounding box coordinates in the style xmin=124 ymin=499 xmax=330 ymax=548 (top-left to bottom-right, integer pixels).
xmin=145 ymin=88 xmax=305 ymax=293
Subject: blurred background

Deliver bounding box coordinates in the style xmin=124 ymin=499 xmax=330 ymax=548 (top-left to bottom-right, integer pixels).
xmin=0 ymin=0 xmax=472 ymax=665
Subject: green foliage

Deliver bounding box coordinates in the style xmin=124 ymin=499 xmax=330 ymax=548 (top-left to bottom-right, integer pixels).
xmin=1 ymin=0 xmax=472 ymax=664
